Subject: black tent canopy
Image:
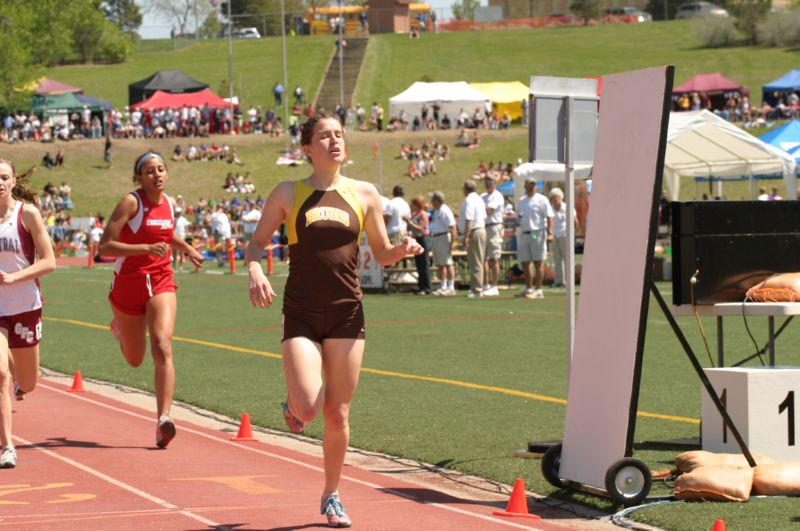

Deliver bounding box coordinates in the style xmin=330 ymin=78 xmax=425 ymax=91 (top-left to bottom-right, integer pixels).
xmin=128 ymin=70 xmax=208 ymax=106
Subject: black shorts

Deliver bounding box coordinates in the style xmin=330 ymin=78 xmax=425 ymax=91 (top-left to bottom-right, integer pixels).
xmin=281 ymin=302 xmax=365 ymax=343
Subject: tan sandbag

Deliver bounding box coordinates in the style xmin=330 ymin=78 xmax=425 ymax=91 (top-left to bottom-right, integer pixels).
xmin=674 ymin=466 xmax=753 ymax=502
xmin=753 ymin=463 xmax=800 ymax=496
xmin=746 ymin=273 xmax=800 ymax=302
xmin=675 ymin=450 xmax=774 ymax=473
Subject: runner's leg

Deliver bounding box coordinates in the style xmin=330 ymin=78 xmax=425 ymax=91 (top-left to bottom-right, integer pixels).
xmin=281 ymin=337 xmax=324 ymax=423
xmin=112 ymin=306 xmax=148 ymax=368
xmin=320 ymin=338 xmax=364 ymax=497
xmin=0 ymin=332 xmax=11 ymax=448
xmin=10 ymin=345 xmax=39 ymax=394
xmin=146 ymin=292 xmax=177 ymax=417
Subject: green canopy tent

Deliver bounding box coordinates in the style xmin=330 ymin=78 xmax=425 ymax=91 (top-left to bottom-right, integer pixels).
xmin=31 ymin=92 xmax=104 ymax=130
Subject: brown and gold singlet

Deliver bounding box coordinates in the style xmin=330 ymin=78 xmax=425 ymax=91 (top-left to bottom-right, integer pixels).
xmin=283 ymin=178 xmax=364 ymax=311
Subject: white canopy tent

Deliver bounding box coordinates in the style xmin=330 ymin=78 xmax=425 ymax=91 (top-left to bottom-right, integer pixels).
xmin=388 ymin=82 xmax=490 ymax=123
xmin=665 ymin=110 xmax=797 ymax=200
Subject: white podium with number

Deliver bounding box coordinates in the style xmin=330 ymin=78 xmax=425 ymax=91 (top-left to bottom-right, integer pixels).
xmin=357 ymin=242 xmax=383 ymax=290
xmin=702 ymin=367 xmax=800 ymax=462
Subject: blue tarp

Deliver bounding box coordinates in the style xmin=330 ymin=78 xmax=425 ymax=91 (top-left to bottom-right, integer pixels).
xmin=762 ymin=70 xmax=800 ymax=106
xmin=760 ymin=120 xmax=800 ymax=170
xmin=75 ymin=93 xmax=112 ymax=111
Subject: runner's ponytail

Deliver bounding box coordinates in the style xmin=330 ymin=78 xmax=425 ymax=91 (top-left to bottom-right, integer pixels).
xmin=0 ymin=158 xmax=39 ymax=208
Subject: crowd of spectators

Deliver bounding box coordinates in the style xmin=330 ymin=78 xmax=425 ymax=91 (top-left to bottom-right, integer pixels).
xmin=223 ymin=171 xmax=256 ymax=194
xmin=3 ymin=95 xmax=526 ymax=147
xmin=471 ymin=160 xmax=515 ymax=182
xmin=674 ymin=90 xmax=799 ymax=127
xmin=171 ymin=142 xmax=242 ymax=164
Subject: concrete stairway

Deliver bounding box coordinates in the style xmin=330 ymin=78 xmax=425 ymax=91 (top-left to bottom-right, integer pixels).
xmin=314 ymin=37 xmax=368 ymax=111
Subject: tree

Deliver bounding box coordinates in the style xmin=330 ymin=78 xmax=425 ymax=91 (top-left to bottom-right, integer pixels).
xmin=199 ymin=11 xmax=224 ymax=39
xmin=71 ymin=3 xmax=110 ymax=63
xmin=220 ymin=0 xmax=304 ymax=35
xmin=147 ymin=0 xmax=214 ymax=36
xmin=451 ymin=0 xmax=480 ymax=20
xmin=570 ymin=0 xmax=604 ymax=25
xmin=727 ymin=0 xmax=770 ymax=44
xmin=103 ymin=0 xmax=143 ymax=36
xmin=0 ymin=16 xmax=37 ymax=110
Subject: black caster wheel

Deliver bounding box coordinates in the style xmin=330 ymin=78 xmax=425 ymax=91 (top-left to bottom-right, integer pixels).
xmin=541 ymin=443 xmax=567 ymax=488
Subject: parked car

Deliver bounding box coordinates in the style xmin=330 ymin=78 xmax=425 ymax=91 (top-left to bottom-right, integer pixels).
xmin=675 ymin=2 xmax=729 ymax=19
xmin=605 ymin=6 xmax=653 ymax=22
xmin=234 ymin=27 xmax=261 ymax=39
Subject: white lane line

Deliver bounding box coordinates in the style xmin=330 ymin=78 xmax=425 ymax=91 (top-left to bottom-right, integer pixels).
xmin=12 ymin=432 xmax=226 ymax=530
xmin=38 ymin=382 xmax=538 ymax=529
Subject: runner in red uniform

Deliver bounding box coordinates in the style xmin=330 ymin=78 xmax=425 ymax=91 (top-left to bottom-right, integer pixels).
xmin=100 ymin=152 xmax=203 ymax=448
xmin=246 ymin=115 xmax=422 ymax=527
xmin=0 ymin=159 xmax=56 ymax=469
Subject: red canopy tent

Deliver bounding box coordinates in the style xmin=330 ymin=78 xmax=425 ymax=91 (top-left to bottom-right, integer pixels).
xmin=673 ymin=72 xmax=744 ymax=94
xmin=34 ymin=78 xmax=83 ymax=95
xmin=130 ymin=88 xmax=229 ymax=110
xmin=672 ymin=72 xmax=747 ymax=111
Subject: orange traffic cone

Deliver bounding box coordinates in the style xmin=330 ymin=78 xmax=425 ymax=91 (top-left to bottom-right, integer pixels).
xmin=712 ymin=519 xmax=726 ymax=531
xmin=492 ymin=478 xmax=541 ymax=519
xmin=228 ymin=238 xmax=236 ymax=274
xmin=230 ymin=413 xmax=258 ymax=442
xmin=68 ymin=371 xmax=86 ymax=393
xmin=267 ymin=244 xmax=274 ymax=276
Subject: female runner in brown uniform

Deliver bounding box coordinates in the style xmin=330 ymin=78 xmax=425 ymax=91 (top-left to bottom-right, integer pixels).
xmin=246 ymin=114 xmax=421 ymax=528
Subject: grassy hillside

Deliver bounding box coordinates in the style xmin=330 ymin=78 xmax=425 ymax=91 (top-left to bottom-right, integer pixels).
xmin=46 ymin=21 xmax=800 ymax=112
xmin=3 ymin=128 xmax=527 ymax=218
xmin=47 ymin=36 xmax=335 ymax=111
xmin=26 ymin=22 xmax=795 ymax=218
xmin=357 ymin=20 xmax=798 ymax=108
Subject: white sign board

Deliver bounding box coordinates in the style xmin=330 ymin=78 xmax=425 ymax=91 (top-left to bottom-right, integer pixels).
xmin=559 ymin=66 xmax=672 ymax=489
xmin=702 ymin=367 xmax=800 ymax=462
xmin=358 ymin=243 xmax=384 ymax=289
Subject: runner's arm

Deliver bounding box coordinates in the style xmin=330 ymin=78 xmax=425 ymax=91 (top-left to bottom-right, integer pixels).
xmin=0 ymin=204 xmax=56 ymax=285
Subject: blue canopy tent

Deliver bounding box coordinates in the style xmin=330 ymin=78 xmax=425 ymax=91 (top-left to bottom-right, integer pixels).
xmin=760 ymin=120 xmax=800 ymax=173
xmin=762 ymin=70 xmax=800 ymax=107
xmin=75 ymin=93 xmax=112 ymax=111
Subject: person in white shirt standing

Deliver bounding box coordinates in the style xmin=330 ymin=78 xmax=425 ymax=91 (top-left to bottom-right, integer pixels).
xmin=515 ymin=179 xmax=553 ymax=299
xmin=548 ymin=187 xmax=576 ymax=288
xmin=459 ymin=181 xmax=487 ymax=298
xmin=383 ymin=185 xmax=410 ymax=245
xmin=429 ymin=191 xmax=457 ymax=296
xmin=210 ymin=204 xmax=232 ymax=266
xmin=172 ymin=208 xmax=191 ymax=271
xmin=481 ymin=176 xmax=505 ymax=296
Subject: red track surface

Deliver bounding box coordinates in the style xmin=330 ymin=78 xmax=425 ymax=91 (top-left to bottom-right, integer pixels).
xmin=1 ymin=379 xmax=572 ymax=530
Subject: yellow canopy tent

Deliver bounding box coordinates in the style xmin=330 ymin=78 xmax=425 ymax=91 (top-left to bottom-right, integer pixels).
xmin=469 ymin=81 xmax=528 ymax=121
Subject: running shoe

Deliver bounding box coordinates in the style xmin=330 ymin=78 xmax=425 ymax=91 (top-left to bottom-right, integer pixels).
xmin=13 ymin=382 xmax=25 ymax=401
xmin=0 ymin=446 xmax=17 ymax=469
xmin=514 ymin=288 xmax=534 ymax=298
xmin=529 ymin=289 xmax=544 ymax=300
xmin=483 ymin=286 xmax=500 ymax=297
xmin=156 ymin=415 xmax=176 ymax=448
xmin=321 ymin=494 xmax=352 ymax=528
xmin=281 ymin=401 xmax=305 ymax=434
xmin=466 ymin=290 xmax=483 ymax=298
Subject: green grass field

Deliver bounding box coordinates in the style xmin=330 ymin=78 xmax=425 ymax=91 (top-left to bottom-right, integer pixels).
xmin=37 ymin=264 xmax=800 ymax=529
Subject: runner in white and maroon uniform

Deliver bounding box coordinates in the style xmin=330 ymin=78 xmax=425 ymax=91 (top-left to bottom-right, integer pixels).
xmin=100 ymin=152 xmax=203 ymax=449
xmin=0 ymin=159 xmax=56 ymax=469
